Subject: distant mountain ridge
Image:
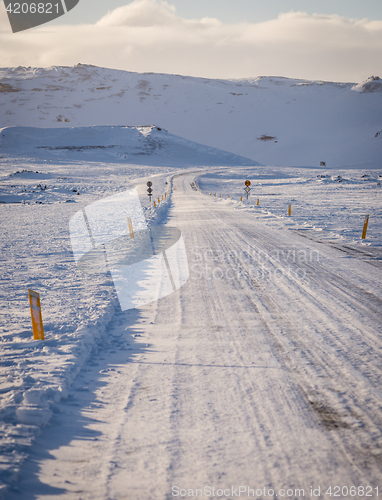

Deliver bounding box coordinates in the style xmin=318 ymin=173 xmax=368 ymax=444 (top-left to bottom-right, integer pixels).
xmin=0 ymin=64 xmax=381 ymax=167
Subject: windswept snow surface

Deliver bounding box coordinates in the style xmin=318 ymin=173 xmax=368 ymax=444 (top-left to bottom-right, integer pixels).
xmin=1 ymin=148 xmax=382 ymax=499
xmin=1 ymin=65 xmax=381 ymax=167
xmin=0 ymin=155 xmax=180 ymax=497
xmin=197 ymin=167 xmax=382 ymax=249
xmin=0 ymin=66 xmax=381 ymax=497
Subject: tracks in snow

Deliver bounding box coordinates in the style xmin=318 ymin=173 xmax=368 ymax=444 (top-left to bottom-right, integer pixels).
xmin=9 ymin=171 xmax=382 ymax=500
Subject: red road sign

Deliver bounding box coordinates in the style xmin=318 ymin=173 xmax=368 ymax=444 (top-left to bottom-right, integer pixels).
xmin=245 ymin=180 xmax=251 ymax=187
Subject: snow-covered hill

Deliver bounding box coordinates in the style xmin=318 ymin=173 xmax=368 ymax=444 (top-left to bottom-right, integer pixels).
xmin=1 ymin=64 xmax=381 ymax=167
xmin=0 ymin=125 xmax=255 ymax=166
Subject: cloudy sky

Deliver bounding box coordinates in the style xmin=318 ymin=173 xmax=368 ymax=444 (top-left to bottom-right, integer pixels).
xmin=1 ymin=0 xmax=381 ymax=82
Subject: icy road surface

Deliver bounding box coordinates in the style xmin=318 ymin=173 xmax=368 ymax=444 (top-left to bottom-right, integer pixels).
xmin=8 ymin=173 xmax=382 ymax=499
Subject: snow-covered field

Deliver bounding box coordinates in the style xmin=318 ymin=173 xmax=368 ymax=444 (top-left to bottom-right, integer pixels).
xmin=1 ymin=154 xmax=382 ymax=498
xmin=197 ymin=167 xmax=382 ymax=249
xmin=0 ymin=121 xmax=250 ymax=496
xmin=0 ymin=65 xmax=382 ymax=499
xmin=0 ymin=153 xmax=178 ymax=496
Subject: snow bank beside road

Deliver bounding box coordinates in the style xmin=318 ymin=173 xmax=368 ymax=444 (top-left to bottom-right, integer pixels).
xmin=0 ymin=193 xmax=118 ymax=496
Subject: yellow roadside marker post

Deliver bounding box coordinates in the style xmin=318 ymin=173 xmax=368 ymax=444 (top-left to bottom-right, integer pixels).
xmin=362 ymin=215 xmax=370 ymax=239
xmin=240 ymin=196 xmax=242 ymax=201
xmin=257 ymin=199 xmax=259 ymax=206
xmin=28 ymin=290 xmax=45 ymax=340
xmin=127 ymin=217 xmax=134 ymax=238
xmin=288 ymin=204 xmax=292 ymax=216
xmin=154 ymin=201 xmax=156 ymax=207
xmin=162 ymin=195 xmax=164 ymax=201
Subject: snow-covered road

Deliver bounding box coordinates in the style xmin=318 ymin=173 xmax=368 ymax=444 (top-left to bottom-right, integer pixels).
xmin=8 ymin=172 xmax=382 ymax=500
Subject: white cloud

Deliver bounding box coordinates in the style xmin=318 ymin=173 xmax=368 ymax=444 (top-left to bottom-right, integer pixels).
xmin=0 ymin=0 xmax=381 ymax=82
xmin=97 ymin=0 xmax=179 ymax=27
xmin=97 ymin=0 xmax=222 ymax=29
xmin=0 ymin=2 xmax=12 ymax=33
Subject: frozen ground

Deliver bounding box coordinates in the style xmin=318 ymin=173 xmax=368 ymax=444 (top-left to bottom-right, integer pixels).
xmin=0 ymin=154 xmax=179 ymax=497
xmin=0 ymin=127 xmax=250 ymax=497
xmin=0 ymin=65 xmax=381 ymax=499
xmin=197 ymin=167 xmax=382 ymax=249
xmin=0 ymin=149 xmax=381 ymax=498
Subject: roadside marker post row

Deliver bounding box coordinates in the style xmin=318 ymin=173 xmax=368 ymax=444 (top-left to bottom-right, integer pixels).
xmin=203 ymin=182 xmax=372 ymax=240
xmin=153 ymin=193 xmax=168 ymax=207
xmin=29 ymin=189 xmax=373 ymax=343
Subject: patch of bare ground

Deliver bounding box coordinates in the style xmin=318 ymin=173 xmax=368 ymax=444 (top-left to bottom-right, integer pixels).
xmin=308 ymin=400 xmax=350 ymax=430
xmin=0 ymin=84 xmax=21 ymax=93
xmin=257 ymin=134 xmax=278 ymax=142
